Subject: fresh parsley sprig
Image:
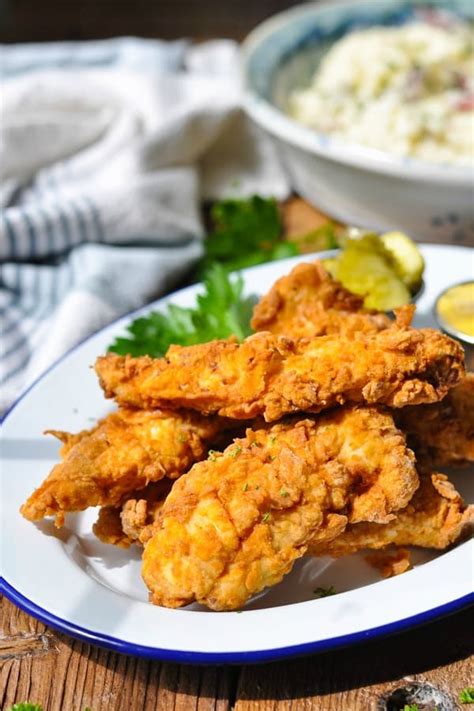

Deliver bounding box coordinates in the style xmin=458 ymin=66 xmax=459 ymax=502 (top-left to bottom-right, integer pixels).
xmin=108 ymin=195 xmax=339 ymax=357
xmin=200 ymin=196 xmax=298 ymax=273
xmin=109 ymin=264 xmax=256 ymax=357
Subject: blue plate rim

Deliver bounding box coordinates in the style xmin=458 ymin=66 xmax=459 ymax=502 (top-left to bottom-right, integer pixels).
xmin=2 ymin=245 xmax=473 ymax=664
xmin=1 ymin=577 xmax=472 ymax=664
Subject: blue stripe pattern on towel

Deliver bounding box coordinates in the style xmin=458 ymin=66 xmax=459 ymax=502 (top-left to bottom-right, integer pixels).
xmin=0 ymin=194 xmax=104 ymax=260
xmin=0 ymin=36 xmax=288 ymax=411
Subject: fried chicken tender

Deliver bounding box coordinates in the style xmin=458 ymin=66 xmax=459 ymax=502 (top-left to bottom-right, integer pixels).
xmin=21 ymin=408 xmax=229 ymax=526
xmin=365 ymin=548 xmax=412 ymax=578
xmin=141 ymin=407 xmax=418 ymax=610
xmin=95 ymin=314 xmax=464 ymax=422
xmin=93 ymin=480 xmax=172 ymax=548
xmin=397 ymin=374 xmax=474 ymax=468
xmin=308 ymin=473 xmax=473 ymax=557
xmin=251 ymin=261 xmax=391 ymax=338
xmin=93 ymin=506 xmax=132 ymax=548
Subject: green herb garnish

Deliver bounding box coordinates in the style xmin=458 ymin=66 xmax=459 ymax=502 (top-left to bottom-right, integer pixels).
xmin=261 ymin=512 xmax=271 ymax=523
xmin=107 ymin=195 xmax=341 ymax=358
xmin=201 ymin=196 xmax=298 ymax=273
xmin=242 ymin=482 xmax=249 ymax=492
xmin=109 ymin=263 xmax=256 ymax=357
xmin=228 ymin=445 xmax=242 ymax=458
xmin=460 ymin=688 xmax=474 ymax=703
xmin=280 ymin=489 xmax=289 ymax=497
xmin=208 ymin=450 xmax=218 ymax=462
xmin=313 ymin=586 xmax=336 ymax=598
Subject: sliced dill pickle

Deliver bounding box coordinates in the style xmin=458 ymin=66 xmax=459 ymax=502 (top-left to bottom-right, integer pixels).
xmin=381 ymin=231 xmax=425 ymax=292
xmin=333 ymin=240 xmax=411 ymax=311
xmin=321 ymin=257 xmax=339 ymax=278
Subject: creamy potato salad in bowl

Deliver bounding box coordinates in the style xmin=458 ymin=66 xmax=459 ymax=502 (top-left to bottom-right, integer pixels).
xmin=289 ymin=19 xmax=473 ymax=166
xmin=242 ymin=0 xmax=474 ymax=242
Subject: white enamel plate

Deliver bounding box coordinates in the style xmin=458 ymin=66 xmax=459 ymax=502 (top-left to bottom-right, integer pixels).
xmin=2 ymin=245 xmax=473 ymax=663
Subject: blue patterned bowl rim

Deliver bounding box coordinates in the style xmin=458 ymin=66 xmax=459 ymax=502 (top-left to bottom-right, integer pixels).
xmin=241 ymin=0 xmax=474 ymax=185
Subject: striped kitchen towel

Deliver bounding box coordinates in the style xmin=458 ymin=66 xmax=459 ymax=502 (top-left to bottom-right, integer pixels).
xmin=0 ymin=38 xmax=290 ymax=412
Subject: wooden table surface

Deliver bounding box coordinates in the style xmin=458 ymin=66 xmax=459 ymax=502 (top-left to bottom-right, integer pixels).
xmin=1 ymin=199 xmax=473 ymax=710
xmin=1 ymin=597 xmax=473 ymax=710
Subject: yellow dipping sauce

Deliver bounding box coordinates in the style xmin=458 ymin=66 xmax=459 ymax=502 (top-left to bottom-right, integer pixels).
xmin=436 ymin=282 xmax=474 ymax=339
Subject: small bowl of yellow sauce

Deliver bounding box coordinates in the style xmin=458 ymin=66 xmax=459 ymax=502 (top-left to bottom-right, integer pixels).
xmin=435 ymin=281 xmax=474 ymax=345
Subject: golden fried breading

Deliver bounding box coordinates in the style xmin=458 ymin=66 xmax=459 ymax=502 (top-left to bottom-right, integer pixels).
xmin=397 ymin=374 xmax=474 ymax=468
xmin=251 ymin=261 xmax=390 ymax=338
xmin=95 ymin=314 xmax=464 ymax=422
xmin=93 ymin=506 xmax=132 ymax=548
xmin=365 ymin=548 xmax=412 ymax=578
xmin=93 ymin=480 xmax=172 ymax=547
xmin=141 ymin=407 xmax=418 ymax=610
xmin=308 ymin=473 xmax=473 ymax=557
xmin=21 ymin=408 xmax=228 ymax=526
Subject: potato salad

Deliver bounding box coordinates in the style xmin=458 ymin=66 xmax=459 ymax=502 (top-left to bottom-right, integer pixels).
xmin=289 ymin=16 xmax=474 ymax=165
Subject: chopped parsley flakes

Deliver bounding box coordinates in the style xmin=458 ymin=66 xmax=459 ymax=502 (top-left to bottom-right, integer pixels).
xmin=460 ymin=688 xmax=474 ymax=704
xmin=313 ymin=586 xmax=336 ymax=598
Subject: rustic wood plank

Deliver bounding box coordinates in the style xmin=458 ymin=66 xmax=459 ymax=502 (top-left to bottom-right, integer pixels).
xmin=234 ymin=606 xmax=474 ymax=710
xmin=0 ymin=596 xmax=236 ymax=711
xmin=2 ymin=594 xmax=473 ymax=710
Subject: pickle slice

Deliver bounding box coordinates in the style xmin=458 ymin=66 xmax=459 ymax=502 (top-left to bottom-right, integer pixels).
xmin=381 ymin=231 xmax=425 ymax=293
xmin=321 ymin=257 xmax=338 ymax=278
xmin=326 ymin=234 xmax=411 ymax=311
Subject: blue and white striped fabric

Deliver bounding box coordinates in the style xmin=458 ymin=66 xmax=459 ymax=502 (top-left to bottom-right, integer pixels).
xmin=0 ymin=38 xmax=290 ymax=411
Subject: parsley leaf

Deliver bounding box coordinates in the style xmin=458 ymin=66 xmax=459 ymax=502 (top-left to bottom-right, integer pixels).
xmin=460 ymin=688 xmax=474 ymax=703
xmin=108 ymin=264 xmax=256 ymax=357
xmin=8 ymin=704 xmax=43 ymax=711
xmin=402 ymin=705 xmax=418 ymax=711
xmin=201 ymin=196 xmax=298 ymax=273
xmin=107 ymin=196 xmax=339 ymax=358
xmin=313 ymin=586 xmax=336 ymax=598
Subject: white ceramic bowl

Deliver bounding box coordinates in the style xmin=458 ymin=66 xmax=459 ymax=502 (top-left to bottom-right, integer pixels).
xmin=242 ymin=0 xmax=474 ymax=243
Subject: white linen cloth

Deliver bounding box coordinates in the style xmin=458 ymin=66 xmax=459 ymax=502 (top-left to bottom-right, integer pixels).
xmin=0 ymin=38 xmax=290 ymax=412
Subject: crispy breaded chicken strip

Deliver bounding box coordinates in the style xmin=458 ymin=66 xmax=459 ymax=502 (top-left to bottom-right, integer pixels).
xmin=365 ymin=548 xmax=412 ymax=578
xmin=21 ymin=408 xmax=229 ymax=526
xmin=251 ymin=261 xmax=390 ymax=338
xmin=93 ymin=506 xmax=132 ymax=548
xmin=397 ymin=374 xmax=474 ymax=468
xmin=93 ymin=480 xmax=171 ymax=547
xmin=308 ymin=473 xmax=473 ymax=557
xmin=96 ymin=313 xmax=464 ymax=422
xmin=141 ymin=407 xmax=418 ymax=610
